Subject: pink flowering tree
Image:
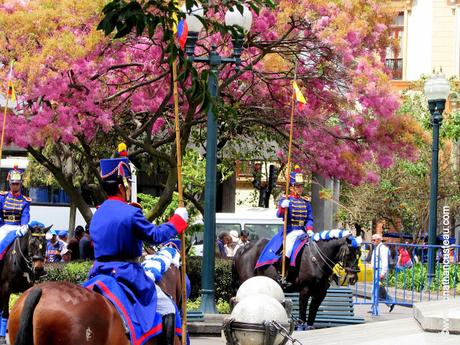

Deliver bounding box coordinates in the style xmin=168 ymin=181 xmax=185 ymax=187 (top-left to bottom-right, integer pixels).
xmin=0 ymin=0 xmax=420 ymax=222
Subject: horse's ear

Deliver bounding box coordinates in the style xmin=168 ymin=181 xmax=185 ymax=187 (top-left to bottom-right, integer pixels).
xmin=43 ymin=225 xmax=53 ymax=233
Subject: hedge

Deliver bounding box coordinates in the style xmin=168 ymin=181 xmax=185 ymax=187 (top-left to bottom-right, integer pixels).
xmin=43 ymin=261 xmax=94 ymax=284
xmin=41 ymin=257 xmax=235 ymax=303
xmin=187 ymin=257 xmax=234 ymax=302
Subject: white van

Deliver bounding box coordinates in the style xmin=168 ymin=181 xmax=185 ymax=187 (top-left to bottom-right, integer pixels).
xmin=191 ymin=207 xmax=283 ymax=255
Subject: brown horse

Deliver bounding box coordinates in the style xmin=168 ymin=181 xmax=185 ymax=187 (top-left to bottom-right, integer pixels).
xmin=8 ymin=266 xmax=184 ymax=345
xmin=233 ymin=235 xmax=360 ymax=329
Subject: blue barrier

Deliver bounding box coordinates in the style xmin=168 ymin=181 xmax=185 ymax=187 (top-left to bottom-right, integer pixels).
xmin=350 ymin=242 xmax=460 ymax=316
xmin=52 ymin=189 xmax=70 ymax=204
xmin=29 ymin=187 xmax=50 ymax=203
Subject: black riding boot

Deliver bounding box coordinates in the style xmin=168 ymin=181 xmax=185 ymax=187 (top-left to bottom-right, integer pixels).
xmin=160 ymin=313 xmax=175 ymax=345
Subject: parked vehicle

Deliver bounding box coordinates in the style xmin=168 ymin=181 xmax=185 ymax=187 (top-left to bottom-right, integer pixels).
xmin=191 ymin=207 xmax=283 ymax=256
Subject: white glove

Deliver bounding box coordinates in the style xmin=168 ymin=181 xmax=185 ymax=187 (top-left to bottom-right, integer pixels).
xmin=280 ymin=199 xmax=290 ymax=208
xmin=174 ymin=207 xmax=188 ymax=222
xmin=16 ymin=224 xmax=29 ymax=237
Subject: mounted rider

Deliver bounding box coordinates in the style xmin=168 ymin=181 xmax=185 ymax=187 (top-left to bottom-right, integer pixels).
xmin=0 ymin=165 xmax=31 ymax=260
xmin=83 ymin=145 xmax=188 ymax=345
xmin=255 ymin=167 xmax=313 ymax=269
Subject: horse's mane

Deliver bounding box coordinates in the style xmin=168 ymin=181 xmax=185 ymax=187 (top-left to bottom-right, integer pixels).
xmin=311 ymin=229 xmax=361 ymax=248
xmin=142 ymin=246 xmax=180 ymax=282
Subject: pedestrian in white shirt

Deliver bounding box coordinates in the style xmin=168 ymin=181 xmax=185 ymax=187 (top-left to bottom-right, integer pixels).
xmin=371 ymin=234 xmax=395 ymax=312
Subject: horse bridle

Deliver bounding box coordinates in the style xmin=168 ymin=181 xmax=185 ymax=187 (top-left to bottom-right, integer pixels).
xmin=13 ymin=231 xmax=46 ymax=274
xmin=309 ymin=240 xmax=360 ymax=275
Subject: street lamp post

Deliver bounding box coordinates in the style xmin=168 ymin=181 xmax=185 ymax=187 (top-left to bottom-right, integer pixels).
xmin=424 ymin=74 xmax=450 ymax=283
xmin=183 ymin=5 xmax=253 ymax=313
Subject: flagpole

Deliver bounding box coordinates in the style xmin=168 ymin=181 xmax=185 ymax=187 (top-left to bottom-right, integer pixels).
xmin=0 ymin=61 xmax=14 ymax=169
xmin=172 ymin=47 xmax=188 ymax=345
xmin=0 ymin=96 xmax=9 ymax=167
xmin=281 ymin=78 xmax=296 ymax=280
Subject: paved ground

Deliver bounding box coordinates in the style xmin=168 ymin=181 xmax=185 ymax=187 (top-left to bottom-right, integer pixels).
xmin=190 ymin=303 xmax=459 ymax=345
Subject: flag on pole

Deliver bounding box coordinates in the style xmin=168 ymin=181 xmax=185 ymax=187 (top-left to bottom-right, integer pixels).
xmin=176 ymin=19 xmax=188 ymax=50
xmin=6 ymin=65 xmax=16 ymax=103
xmin=172 ymin=16 xmax=188 ymax=49
xmin=292 ymin=81 xmax=306 ymax=111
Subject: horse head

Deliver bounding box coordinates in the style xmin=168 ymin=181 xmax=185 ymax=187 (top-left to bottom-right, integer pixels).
xmin=25 ymin=223 xmax=51 ymax=275
xmin=338 ymin=236 xmax=361 ymax=285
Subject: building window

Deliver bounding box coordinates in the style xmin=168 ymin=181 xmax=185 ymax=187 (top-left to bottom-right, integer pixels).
xmin=386 ymin=12 xmax=404 ymax=80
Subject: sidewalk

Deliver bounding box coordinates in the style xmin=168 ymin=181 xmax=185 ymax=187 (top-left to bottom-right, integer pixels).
xmin=190 ymin=303 xmax=415 ymax=345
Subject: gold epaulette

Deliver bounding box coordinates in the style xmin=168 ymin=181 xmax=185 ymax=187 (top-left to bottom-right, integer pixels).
xmin=0 ymin=191 xmax=8 ymax=196
xmin=24 ymin=196 xmax=32 ymax=202
xmin=300 ymin=196 xmax=311 ymax=202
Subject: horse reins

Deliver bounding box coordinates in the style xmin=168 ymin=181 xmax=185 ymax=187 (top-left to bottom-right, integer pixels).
xmin=13 ymin=232 xmax=46 ymax=274
xmin=309 ymin=239 xmax=359 ymax=274
xmin=13 ymin=235 xmax=34 ymax=273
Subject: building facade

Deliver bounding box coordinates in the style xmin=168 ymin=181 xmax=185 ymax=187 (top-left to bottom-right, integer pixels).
xmin=389 ymin=0 xmax=460 ymax=83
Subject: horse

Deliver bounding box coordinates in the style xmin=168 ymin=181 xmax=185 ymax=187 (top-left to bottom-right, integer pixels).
xmin=8 ymin=253 xmax=186 ymax=345
xmin=0 ymin=223 xmax=49 ymax=344
xmin=232 ymin=233 xmax=361 ymax=329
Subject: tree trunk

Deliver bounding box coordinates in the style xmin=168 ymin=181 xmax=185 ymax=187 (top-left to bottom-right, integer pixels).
xmin=68 ymin=202 xmax=77 ymax=236
xmin=27 ymin=147 xmax=94 ymax=224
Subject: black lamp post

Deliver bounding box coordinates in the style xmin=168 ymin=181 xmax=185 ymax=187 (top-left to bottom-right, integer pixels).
xmin=424 ymin=73 xmax=450 ymax=283
xmin=183 ymin=5 xmax=253 ymax=314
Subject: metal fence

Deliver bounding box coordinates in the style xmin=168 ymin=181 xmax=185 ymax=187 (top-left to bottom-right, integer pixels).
xmin=350 ymin=242 xmax=460 ymax=316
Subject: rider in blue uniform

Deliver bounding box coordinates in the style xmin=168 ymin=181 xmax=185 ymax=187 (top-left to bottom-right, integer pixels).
xmin=256 ymin=167 xmax=313 ymax=269
xmin=0 ymin=165 xmax=31 ymax=257
xmin=84 ymin=147 xmax=188 ymax=345
xmin=0 ymin=165 xmax=31 ymax=337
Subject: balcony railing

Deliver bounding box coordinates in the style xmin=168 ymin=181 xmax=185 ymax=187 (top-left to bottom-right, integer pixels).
xmin=385 ymin=58 xmax=403 ymax=80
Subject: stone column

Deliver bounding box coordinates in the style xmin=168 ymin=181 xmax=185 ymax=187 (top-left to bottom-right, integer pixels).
xmin=311 ymin=173 xmax=334 ymax=232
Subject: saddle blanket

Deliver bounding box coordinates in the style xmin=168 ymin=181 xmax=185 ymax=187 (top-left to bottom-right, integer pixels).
xmin=255 ymin=232 xmax=309 ymax=269
xmin=83 ymin=274 xmax=163 ymax=345
xmin=0 ymin=225 xmax=19 ymax=260
xmin=255 ymin=229 xmax=360 ymax=269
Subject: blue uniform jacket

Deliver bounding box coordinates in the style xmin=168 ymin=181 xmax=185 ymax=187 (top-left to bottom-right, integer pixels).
xmin=0 ymin=191 xmax=31 ymax=226
xmin=255 ymin=194 xmax=313 ymax=268
xmin=85 ymin=197 xmax=186 ymax=344
xmin=276 ymin=194 xmax=313 ymax=231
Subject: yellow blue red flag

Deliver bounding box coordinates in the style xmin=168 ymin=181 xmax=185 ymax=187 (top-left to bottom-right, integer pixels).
xmin=172 ymin=7 xmax=188 ymax=50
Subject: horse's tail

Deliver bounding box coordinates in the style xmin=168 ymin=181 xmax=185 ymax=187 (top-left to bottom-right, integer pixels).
xmin=14 ymin=288 xmax=42 ymax=345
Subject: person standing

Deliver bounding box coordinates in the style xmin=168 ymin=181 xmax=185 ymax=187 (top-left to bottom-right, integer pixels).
xmin=79 ymin=224 xmax=94 ymax=260
xmin=233 ymin=229 xmax=250 ymax=254
xmin=216 ymin=231 xmax=232 ymax=258
xmin=371 ymin=234 xmax=395 ymax=312
xmin=67 ymin=225 xmax=84 ymax=260
xmin=46 ymin=229 xmax=65 ymax=263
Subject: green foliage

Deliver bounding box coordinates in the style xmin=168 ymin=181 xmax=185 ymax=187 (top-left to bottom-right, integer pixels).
xmin=443 ymin=110 xmax=460 ymax=141
xmin=187 ymin=296 xmax=231 ymax=314
xmin=98 ymin=0 xmax=276 ymax=40
xmin=187 ymin=297 xmax=201 ymax=311
xmin=137 ymin=191 xmax=200 ymax=225
xmin=43 ymin=261 xmax=94 ymax=284
xmin=187 ymin=256 xmax=233 ymax=302
xmin=388 ymin=263 xmax=460 ymax=292
xmin=23 ymin=154 xmax=60 ymax=188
